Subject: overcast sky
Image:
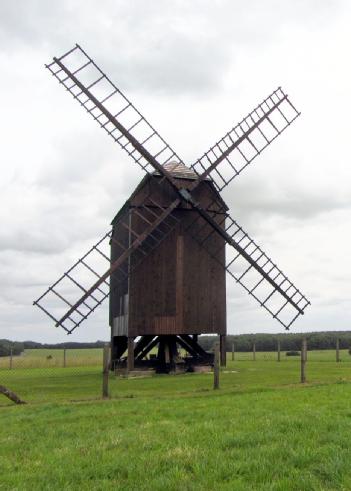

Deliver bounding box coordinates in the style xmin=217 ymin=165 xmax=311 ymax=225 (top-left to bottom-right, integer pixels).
xmin=1 ymin=0 xmax=351 ymax=342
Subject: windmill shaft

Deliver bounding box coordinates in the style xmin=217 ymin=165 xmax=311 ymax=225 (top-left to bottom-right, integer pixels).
xmin=55 ymin=197 xmax=181 ymax=328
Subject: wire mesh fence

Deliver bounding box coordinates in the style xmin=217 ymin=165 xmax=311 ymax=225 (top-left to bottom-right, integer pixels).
xmin=1 ymin=342 xmax=350 ymax=406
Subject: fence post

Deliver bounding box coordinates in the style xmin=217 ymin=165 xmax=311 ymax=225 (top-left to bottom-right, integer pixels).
xmin=231 ymin=342 xmax=235 ymax=361
xmin=63 ymin=348 xmax=67 ymax=368
xmin=277 ymin=339 xmax=281 ymax=362
xmin=220 ymin=334 xmax=226 ymax=367
xmin=213 ymin=342 xmax=220 ymax=390
xmin=300 ymin=338 xmax=307 ymax=383
xmin=102 ymin=343 xmax=110 ymax=399
xmin=253 ymin=341 xmax=256 ymax=361
xmin=336 ymin=338 xmax=340 ymax=363
xmin=9 ymin=348 xmax=13 ymax=370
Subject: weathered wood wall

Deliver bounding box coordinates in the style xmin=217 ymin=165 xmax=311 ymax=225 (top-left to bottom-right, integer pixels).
xmin=109 ymin=175 xmax=227 ymax=339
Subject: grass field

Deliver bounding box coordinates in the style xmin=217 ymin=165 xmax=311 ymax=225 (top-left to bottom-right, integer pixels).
xmin=0 ymin=348 xmax=103 ymax=369
xmin=1 ymin=350 xmax=351 ymax=489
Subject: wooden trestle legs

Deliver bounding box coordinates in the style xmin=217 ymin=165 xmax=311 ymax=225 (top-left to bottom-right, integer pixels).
xmin=127 ymin=336 xmax=134 ymax=372
xmin=112 ymin=334 xmax=216 ymax=373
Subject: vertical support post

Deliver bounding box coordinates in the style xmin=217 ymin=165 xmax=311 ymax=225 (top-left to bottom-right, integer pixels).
xmin=277 ymin=339 xmax=281 ymax=362
xmin=127 ymin=336 xmax=134 ymax=373
xmin=336 ymin=338 xmax=340 ymax=363
xmin=220 ymin=334 xmax=226 ymax=367
xmin=102 ymin=343 xmax=110 ymax=399
xmin=231 ymin=342 xmax=235 ymax=361
xmin=63 ymin=348 xmax=67 ymax=368
xmin=213 ymin=342 xmax=220 ymax=390
xmin=300 ymin=337 xmax=307 ymax=383
xmin=9 ymin=348 xmax=13 ymax=370
xmin=253 ymin=341 xmax=256 ymax=361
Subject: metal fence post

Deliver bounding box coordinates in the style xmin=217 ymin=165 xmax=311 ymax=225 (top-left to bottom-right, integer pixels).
xmin=277 ymin=339 xmax=281 ymax=362
xmin=63 ymin=348 xmax=67 ymax=368
xmin=231 ymin=342 xmax=235 ymax=361
xmin=9 ymin=348 xmax=13 ymax=370
xmin=253 ymin=341 xmax=256 ymax=361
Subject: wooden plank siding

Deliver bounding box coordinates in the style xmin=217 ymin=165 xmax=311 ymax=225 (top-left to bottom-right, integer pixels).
xmin=109 ymin=174 xmax=227 ymax=338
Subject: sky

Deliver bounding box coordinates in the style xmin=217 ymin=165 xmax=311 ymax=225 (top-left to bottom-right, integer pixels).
xmin=1 ymin=0 xmax=351 ymax=342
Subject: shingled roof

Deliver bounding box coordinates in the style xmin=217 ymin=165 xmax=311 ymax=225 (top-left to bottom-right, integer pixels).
xmin=153 ymin=161 xmax=202 ymax=180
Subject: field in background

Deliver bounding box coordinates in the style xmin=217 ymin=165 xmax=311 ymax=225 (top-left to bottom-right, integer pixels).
xmin=1 ymin=349 xmax=351 ymax=489
xmin=0 ymin=349 xmax=351 ymax=404
xmin=1 ymin=347 xmax=350 ymax=370
xmin=0 ymin=348 xmax=103 ymax=369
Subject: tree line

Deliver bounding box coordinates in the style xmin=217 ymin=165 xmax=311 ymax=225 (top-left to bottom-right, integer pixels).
xmin=1 ymin=332 xmax=351 ymax=357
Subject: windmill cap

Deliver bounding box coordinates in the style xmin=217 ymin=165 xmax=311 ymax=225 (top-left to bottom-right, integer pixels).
xmin=154 ymin=161 xmax=200 ymax=180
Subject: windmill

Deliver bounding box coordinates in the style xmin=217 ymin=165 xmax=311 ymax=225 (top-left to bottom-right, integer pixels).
xmin=34 ymin=44 xmax=310 ymax=373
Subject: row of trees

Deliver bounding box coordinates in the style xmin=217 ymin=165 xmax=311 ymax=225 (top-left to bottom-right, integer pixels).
xmin=199 ymin=331 xmax=351 ymax=352
xmin=0 ymin=340 xmax=24 ymax=357
xmin=2 ymin=332 xmax=351 ymax=357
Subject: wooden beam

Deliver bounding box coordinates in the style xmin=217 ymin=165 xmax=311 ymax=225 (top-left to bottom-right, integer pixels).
xmin=175 ymin=235 xmax=184 ymax=330
xmin=220 ymin=334 xmax=226 ymax=367
xmin=213 ymin=342 xmax=220 ymax=390
xmin=135 ymin=336 xmax=158 ymax=361
xmin=127 ymin=337 xmax=134 ymax=372
xmin=102 ymin=343 xmax=110 ymax=398
xmin=336 ymin=338 xmax=340 ymax=363
xmin=301 ymin=338 xmax=307 ymax=383
xmin=0 ymin=385 xmax=26 ymax=404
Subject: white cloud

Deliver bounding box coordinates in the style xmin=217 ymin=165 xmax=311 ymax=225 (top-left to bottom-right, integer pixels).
xmin=1 ymin=0 xmax=351 ymax=342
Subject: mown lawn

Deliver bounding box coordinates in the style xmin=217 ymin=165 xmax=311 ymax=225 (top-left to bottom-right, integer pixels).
xmin=1 ymin=351 xmax=351 ymax=490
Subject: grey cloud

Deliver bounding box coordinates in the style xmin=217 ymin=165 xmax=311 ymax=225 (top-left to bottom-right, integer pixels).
xmin=1 ymin=0 xmax=351 ymax=342
xmin=1 ymin=0 xmax=341 ymax=97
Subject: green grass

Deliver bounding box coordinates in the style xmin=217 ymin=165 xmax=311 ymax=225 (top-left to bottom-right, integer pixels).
xmin=1 ymin=350 xmax=351 ymax=489
xmin=0 ymin=348 xmax=103 ymax=369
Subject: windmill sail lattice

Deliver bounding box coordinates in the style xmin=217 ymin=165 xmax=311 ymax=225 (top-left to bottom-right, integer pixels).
xmin=189 ymin=87 xmax=300 ymax=192
xmin=35 ymin=43 xmax=310 ymax=334
xmin=184 ymin=210 xmax=310 ymax=329
xmin=46 ymin=44 xmax=184 ymax=175
xmin=34 ymin=193 xmax=181 ymax=333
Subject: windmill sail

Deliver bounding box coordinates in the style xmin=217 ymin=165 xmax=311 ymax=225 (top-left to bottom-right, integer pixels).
xmin=185 ymin=208 xmax=310 ymax=329
xmin=36 ymin=43 xmax=309 ymax=334
xmin=46 ymin=44 xmax=184 ymax=175
xmin=190 ymin=87 xmax=300 ymax=192
xmin=34 ymin=195 xmax=181 ymax=334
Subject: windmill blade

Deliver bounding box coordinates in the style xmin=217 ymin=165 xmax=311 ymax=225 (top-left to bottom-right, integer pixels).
xmin=46 ymin=44 xmax=184 ymax=180
xmin=34 ymin=195 xmax=181 ymax=334
xmin=189 ymin=87 xmax=300 ymax=192
xmin=185 ymin=206 xmax=310 ymax=329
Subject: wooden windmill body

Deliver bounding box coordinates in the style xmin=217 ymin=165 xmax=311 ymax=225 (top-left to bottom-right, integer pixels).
xmin=35 ymin=44 xmax=310 ymax=373
xmin=110 ymin=162 xmax=227 ymax=370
